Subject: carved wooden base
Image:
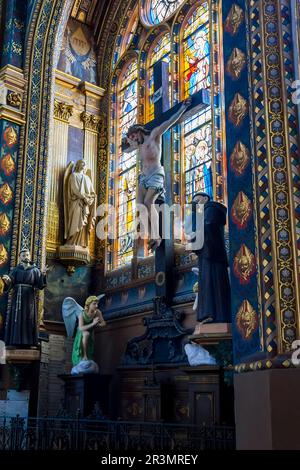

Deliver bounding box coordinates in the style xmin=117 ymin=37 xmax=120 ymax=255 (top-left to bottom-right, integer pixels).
xmin=188 ymin=323 xmax=232 ymax=345
xmin=118 ymin=364 xmax=234 ymax=425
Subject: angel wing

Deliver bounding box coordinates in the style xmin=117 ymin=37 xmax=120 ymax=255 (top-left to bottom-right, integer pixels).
xmin=62 ymin=297 xmax=83 ymax=337
xmin=63 ymin=161 xmax=74 ymax=240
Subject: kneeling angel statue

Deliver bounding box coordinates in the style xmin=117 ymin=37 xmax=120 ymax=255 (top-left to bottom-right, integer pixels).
xmin=62 ymin=294 xmax=106 ymax=375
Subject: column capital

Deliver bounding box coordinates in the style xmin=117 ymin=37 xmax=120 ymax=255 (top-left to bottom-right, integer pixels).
xmin=80 ymin=112 xmax=101 ymax=132
xmin=54 ymin=100 xmax=74 ymax=122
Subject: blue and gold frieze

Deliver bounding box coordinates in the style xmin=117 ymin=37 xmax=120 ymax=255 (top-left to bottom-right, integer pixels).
xmin=0 ymin=0 xmax=26 ymax=69
xmin=222 ymin=0 xmax=261 ymax=363
xmin=247 ymin=0 xmax=300 ymax=358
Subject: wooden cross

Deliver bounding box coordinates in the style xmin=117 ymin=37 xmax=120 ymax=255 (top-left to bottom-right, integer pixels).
xmin=124 ymin=59 xmax=210 ymax=309
xmin=149 ymin=60 xmax=210 ymax=308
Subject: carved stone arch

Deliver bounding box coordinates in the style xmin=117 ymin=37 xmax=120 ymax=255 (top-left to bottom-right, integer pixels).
xmin=110 ymin=0 xmax=140 ymax=72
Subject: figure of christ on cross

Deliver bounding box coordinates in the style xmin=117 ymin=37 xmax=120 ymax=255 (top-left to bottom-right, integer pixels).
xmin=123 ymin=97 xmax=191 ymax=252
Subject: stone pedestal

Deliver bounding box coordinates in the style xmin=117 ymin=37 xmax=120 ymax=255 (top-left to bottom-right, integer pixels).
xmin=59 ymin=373 xmax=112 ymax=418
xmin=234 ymin=369 xmax=300 ymax=450
xmin=57 ymin=244 xmax=90 ymax=275
xmin=5 ymin=349 xmax=40 ymax=363
xmin=1 ymin=348 xmax=41 ymax=417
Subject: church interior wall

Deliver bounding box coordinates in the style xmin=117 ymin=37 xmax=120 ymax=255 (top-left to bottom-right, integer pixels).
xmin=0 ymin=0 xmax=299 ymax=449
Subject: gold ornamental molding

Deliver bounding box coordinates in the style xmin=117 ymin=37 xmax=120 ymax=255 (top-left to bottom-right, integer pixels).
xmin=54 ymin=100 xmax=74 ymax=122
xmin=80 ymin=81 xmax=105 ymax=99
xmin=55 ymin=69 xmax=81 ymax=90
xmin=0 ymin=64 xmax=26 ymax=124
xmin=54 ymin=70 xmax=105 ymax=100
xmin=0 ymin=107 xmax=26 ymax=125
xmin=80 ymin=111 xmax=101 ymax=132
xmin=0 ymin=64 xmax=26 ymax=90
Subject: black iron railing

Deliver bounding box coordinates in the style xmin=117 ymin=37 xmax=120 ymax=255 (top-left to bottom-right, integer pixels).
xmin=0 ymin=416 xmax=235 ymax=451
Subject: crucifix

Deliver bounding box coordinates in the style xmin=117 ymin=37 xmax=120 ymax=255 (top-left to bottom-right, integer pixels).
xmin=122 ymin=59 xmax=210 ymax=365
xmin=123 ymin=58 xmax=210 ymax=317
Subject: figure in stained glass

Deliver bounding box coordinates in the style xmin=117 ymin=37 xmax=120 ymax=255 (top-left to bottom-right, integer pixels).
xmin=184 ymin=28 xmax=210 ymax=96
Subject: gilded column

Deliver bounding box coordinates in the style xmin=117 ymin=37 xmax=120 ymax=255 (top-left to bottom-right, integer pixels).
xmin=246 ymin=0 xmax=300 ymax=363
xmin=46 ymin=100 xmax=73 ymax=251
xmin=80 ymin=111 xmax=100 ymax=259
xmin=80 ymin=111 xmax=100 ymax=182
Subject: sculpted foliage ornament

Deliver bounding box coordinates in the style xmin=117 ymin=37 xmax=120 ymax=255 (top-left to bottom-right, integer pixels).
xmin=224 ymin=4 xmax=244 ymax=35
xmin=230 ymin=141 xmax=250 ymax=176
xmin=233 ymin=244 xmax=256 ymax=284
xmin=231 ymin=191 xmax=252 ymax=229
xmin=226 ymin=48 xmax=246 ymax=80
xmin=1 ymin=154 xmax=15 ymax=176
xmin=54 ymin=100 xmax=73 ymax=122
xmin=236 ymin=300 xmax=258 ymax=340
xmin=3 ymin=126 xmax=17 ymax=147
xmin=0 ymin=213 xmax=10 ymax=236
xmin=0 ymin=183 xmax=13 ymax=205
xmin=228 ymin=93 xmax=248 ymax=127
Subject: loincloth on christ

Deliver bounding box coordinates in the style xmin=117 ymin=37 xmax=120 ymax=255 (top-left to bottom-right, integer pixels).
xmin=138 ymin=166 xmax=165 ymax=199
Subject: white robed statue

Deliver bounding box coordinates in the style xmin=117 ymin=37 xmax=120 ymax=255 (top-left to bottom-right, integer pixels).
xmin=63 ymin=159 xmax=97 ymax=247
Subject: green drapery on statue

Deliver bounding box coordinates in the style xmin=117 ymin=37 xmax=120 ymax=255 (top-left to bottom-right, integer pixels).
xmin=72 ymin=310 xmax=95 ymax=366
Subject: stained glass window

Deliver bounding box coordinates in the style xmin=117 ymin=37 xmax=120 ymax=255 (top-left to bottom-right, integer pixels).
xmin=183 ymin=2 xmax=210 ymax=97
xmin=148 ymin=34 xmax=171 ymax=121
xmin=182 ymin=4 xmax=213 ymax=203
xmin=183 ymin=109 xmax=213 ymax=203
xmin=142 ymin=0 xmax=186 ymax=25
xmin=115 ymin=61 xmax=138 ymax=268
xmin=108 ymin=1 xmax=223 ymax=270
xmin=112 ymin=6 xmax=138 ymax=68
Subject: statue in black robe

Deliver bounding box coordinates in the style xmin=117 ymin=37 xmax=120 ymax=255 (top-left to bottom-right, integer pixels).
xmin=2 ymin=249 xmax=48 ymax=347
xmin=190 ymin=193 xmax=231 ymax=334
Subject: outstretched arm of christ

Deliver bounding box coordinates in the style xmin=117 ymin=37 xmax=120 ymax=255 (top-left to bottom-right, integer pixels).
xmin=122 ymin=135 xmax=138 ymax=153
xmin=150 ymin=98 xmax=192 ymax=140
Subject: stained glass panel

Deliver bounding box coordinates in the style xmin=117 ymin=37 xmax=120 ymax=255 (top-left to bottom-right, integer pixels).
xmin=116 ymin=168 xmax=136 ymax=266
xmin=115 ymin=60 xmax=138 ymax=267
xmin=148 ymin=35 xmax=171 ymax=121
xmin=142 ymin=0 xmax=186 ymax=25
xmin=183 ymin=108 xmax=213 ymax=203
xmin=112 ymin=8 xmax=138 ymax=68
xmin=183 ymin=3 xmax=210 ymax=97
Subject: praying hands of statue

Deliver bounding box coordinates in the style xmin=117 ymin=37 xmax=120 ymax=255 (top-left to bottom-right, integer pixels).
xmin=94 ymin=309 xmax=106 ymax=328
